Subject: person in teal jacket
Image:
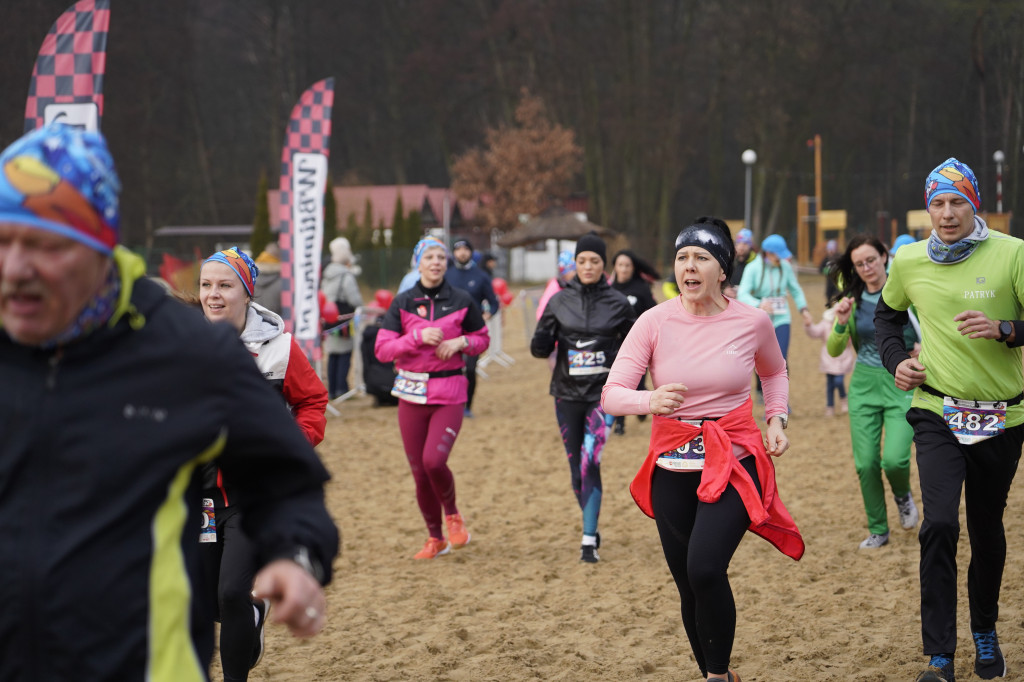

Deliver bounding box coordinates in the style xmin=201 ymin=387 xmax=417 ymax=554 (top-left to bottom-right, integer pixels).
xmin=827 ymin=235 xmax=920 ymax=550
xmin=737 ymin=234 xmax=812 ymax=399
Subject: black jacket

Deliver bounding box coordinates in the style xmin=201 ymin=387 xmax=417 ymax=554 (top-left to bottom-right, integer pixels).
xmin=530 ymin=276 xmax=636 ymax=402
xmin=610 ymin=276 xmax=657 ymax=317
xmin=0 ymin=249 xmax=338 ymax=681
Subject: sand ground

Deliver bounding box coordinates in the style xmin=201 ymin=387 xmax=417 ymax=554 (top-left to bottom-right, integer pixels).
xmin=223 ymin=273 xmax=1024 ymax=681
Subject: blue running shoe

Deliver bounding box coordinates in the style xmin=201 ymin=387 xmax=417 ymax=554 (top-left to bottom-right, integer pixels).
xmin=916 ymin=654 xmax=955 ymax=682
xmin=973 ymin=629 xmax=1006 ymax=679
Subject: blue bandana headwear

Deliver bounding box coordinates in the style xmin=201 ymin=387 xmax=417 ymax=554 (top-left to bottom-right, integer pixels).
xmin=736 ymin=228 xmax=753 ymax=246
xmin=925 ymin=157 xmax=980 ymax=212
xmin=0 ymin=122 xmax=121 ymax=254
xmin=203 ymin=247 xmax=259 ymax=297
xmin=413 ymin=237 xmax=447 ymax=266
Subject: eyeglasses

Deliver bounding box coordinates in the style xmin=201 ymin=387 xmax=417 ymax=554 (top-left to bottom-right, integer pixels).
xmin=853 ymin=256 xmax=879 ymax=270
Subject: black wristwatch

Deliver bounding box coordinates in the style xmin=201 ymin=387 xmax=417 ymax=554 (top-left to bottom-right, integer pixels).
xmin=997 ymin=320 xmax=1013 ymax=343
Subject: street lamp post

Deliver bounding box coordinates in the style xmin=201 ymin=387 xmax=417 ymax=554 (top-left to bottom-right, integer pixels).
xmin=742 ymin=149 xmax=757 ymax=234
xmin=993 ymin=150 xmax=1005 ymax=213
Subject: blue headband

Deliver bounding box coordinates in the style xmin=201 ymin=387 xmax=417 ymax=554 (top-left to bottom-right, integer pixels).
xmin=413 ymin=237 xmax=447 ymax=266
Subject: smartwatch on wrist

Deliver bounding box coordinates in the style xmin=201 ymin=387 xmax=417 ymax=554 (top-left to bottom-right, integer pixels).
xmin=997 ymin=320 xmax=1013 ymax=343
xmin=769 ymin=414 xmax=789 ymax=429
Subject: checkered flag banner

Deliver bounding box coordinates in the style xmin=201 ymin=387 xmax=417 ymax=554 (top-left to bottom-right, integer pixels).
xmin=278 ymin=78 xmax=335 ymax=364
xmin=24 ymin=0 xmax=110 ymax=133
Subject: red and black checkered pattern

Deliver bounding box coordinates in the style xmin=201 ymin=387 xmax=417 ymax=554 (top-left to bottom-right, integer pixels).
xmin=277 ymin=78 xmax=335 ymax=359
xmin=24 ymin=0 xmax=110 ymax=133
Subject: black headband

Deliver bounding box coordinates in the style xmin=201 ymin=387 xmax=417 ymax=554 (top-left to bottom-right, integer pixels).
xmin=673 ymin=224 xmax=733 ymax=279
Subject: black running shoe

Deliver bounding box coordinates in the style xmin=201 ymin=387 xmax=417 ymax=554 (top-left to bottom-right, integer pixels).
xmin=579 ymin=544 xmax=599 ymax=563
xmin=916 ymin=654 xmax=955 ymax=682
xmin=973 ymin=630 xmax=1006 ymax=679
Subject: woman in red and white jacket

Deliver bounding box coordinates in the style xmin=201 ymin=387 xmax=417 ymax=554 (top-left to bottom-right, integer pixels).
xmin=375 ymin=237 xmax=490 ymax=559
xmin=199 ymin=246 xmax=327 ymax=681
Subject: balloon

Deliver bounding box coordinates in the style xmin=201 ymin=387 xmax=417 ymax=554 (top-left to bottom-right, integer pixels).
xmin=500 ymin=291 xmax=515 ymax=307
xmin=374 ymin=289 xmax=394 ymax=309
xmin=492 ymin=277 xmax=509 ymax=296
xmin=321 ymin=299 xmax=339 ymax=323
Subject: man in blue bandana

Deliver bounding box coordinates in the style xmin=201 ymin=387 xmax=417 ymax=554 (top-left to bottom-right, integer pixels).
xmin=876 ymin=158 xmax=1024 ymax=682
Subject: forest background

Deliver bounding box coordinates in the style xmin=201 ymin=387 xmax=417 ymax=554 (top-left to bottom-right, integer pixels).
xmin=1 ymin=1 xmax=1023 ymax=270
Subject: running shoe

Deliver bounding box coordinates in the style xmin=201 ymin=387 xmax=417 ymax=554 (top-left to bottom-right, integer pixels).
xmin=414 ymin=537 xmax=451 ymax=559
xmin=973 ymin=629 xmax=1006 ymax=679
xmin=580 ymin=544 xmax=599 ymax=563
xmin=858 ymin=531 xmax=890 ymax=549
xmin=463 ymin=408 xmax=475 ymax=419
xmin=613 ymin=420 xmax=625 ymax=436
xmin=916 ymin=654 xmax=955 ymax=682
xmin=250 ymin=598 xmax=270 ymax=669
xmin=896 ymin=493 xmax=920 ymax=530
xmin=445 ymin=513 xmax=471 ymax=548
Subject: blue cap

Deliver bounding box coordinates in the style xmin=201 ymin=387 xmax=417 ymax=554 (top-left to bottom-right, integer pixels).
xmin=761 ymin=234 xmax=792 ymax=260
xmin=736 ymin=228 xmax=753 ymax=245
xmin=890 ymin=234 xmax=916 ymax=255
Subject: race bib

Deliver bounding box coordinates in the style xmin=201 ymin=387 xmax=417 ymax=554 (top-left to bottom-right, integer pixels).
xmin=656 ymin=421 xmax=705 ymax=471
xmin=942 ymin=396 xmax=1006 ymax=445
xmin=764 ymin=296 xmax=788 ymax=314
xmin=567 ymin=348 xmax=607 ymax=376
xmin=200 ymin=498 xmax=217 ymax=543
xmin=392 ymin=370 xmax=429 ymax=404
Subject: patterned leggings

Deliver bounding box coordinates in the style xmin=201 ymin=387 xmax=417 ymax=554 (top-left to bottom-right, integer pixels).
xmin=554 ymin=398 xmax=608 ymax=536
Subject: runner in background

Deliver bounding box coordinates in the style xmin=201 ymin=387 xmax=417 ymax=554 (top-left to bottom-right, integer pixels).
xmin=825 ymin=235 xmax=919 ymax=551
xmin=375 ymin=238 xmax=490 ymax=559
xmin=445 ymin=237 xmax=498 ymax=418
xmin=609 ymin=249 xmax=658 ymax=435
xmin=736 ymin=234 xmax=812 ymax=400
xmin=602 ymin=216 xmax=802 ymax=682
xmin=530 ymin=233 xmax=635 ymax=562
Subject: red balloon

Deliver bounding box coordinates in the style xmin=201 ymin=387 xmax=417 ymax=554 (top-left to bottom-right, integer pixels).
xmin=321 ymin=299 xmax=339 ymax=323
xmin=492 ymin=277 xmax=509 ymax=296
xmin=374 ymin=289 xmax=394 ymax=310
xmin=500 ymin=291 xmax=515 ymax=307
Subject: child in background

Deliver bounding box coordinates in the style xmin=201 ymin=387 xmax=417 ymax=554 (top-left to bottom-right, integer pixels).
xmin=804 ymin=305 xmax=854 ymax=416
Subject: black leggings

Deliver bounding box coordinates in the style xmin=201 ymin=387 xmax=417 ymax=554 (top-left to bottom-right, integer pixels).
xmin=651 ymin=456 xmax=760 ymax=677
xmin=200 ymin=504 xmax=259 ymax=681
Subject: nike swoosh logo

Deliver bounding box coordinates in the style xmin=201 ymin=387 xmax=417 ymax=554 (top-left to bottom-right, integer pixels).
xmin=575 ymin=339 xmax=597 ymax=348
xmin=441 ymin=305 xmax=454 ymax=311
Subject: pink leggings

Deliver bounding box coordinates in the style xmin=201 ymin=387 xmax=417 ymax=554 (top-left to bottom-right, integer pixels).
xmin=397 ymin=401 xmax=464 ymax=539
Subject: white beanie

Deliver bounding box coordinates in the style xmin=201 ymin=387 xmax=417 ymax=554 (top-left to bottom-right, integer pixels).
xmin=330 ymin=237 xmax=353 ymax=265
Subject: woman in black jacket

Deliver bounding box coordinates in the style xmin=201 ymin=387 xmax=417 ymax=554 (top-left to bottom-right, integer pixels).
xmin=609 ymin=249 xmax=659 ymax=435
xmin=530 ymin=234 xmax=636 ymax=562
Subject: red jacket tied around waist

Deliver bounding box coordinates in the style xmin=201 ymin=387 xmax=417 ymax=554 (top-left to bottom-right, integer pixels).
xmin=630 ymin=397 xmax=804 ymax=560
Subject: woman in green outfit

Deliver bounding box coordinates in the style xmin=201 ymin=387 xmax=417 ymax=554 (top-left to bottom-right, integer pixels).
xmin=828 ymin=235 xmax=921 ymax=549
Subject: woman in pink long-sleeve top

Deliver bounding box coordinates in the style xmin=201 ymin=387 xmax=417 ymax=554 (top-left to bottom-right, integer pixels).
xmin=602 ymin=217 xmax=804 ymax=682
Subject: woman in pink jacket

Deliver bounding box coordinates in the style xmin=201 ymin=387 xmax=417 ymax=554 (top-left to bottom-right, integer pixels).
xmin=374 ymin=238 xmax=490 ymax=559
xmin=602 ymin=217 xmax=803 ymax=682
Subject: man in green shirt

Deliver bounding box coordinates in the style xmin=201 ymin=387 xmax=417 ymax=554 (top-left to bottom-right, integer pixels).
xmin=876 ymin=158 xmax=1024 ymax=682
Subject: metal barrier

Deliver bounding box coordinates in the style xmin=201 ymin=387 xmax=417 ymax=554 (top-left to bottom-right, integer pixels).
xmin=476 ymin=310 xmax=515 ymax=379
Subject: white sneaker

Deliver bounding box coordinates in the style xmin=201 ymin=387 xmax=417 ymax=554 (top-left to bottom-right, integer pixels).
xmin=896 ymin=493 xmax=919 ymax=530
xmin=859 ymin=532 xmax=890 ymax=549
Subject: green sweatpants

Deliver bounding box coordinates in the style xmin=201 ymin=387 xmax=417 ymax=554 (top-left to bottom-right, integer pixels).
xmin=848 ymin=363 xmax=915 ymax=534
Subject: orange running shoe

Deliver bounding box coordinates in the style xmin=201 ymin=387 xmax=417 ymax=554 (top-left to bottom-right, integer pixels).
xmin=445 ymin=513 xmax=471 ymax=548
xmin=414 ymin=537 xmax=451 ymax=560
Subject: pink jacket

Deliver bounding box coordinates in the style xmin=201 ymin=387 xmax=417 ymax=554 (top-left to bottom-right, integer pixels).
xmin=375 ymin=281 xmax=490 ymax=405
xmin=804 ymin=316 xmax=854 ymax=376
